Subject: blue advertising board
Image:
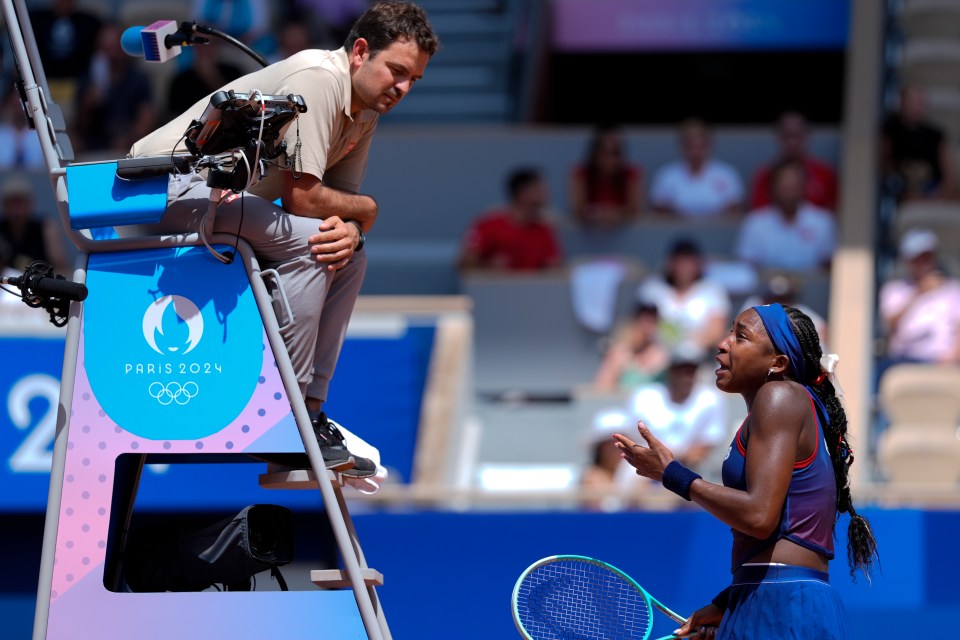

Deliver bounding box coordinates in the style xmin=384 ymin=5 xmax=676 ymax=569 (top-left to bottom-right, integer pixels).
xmin=0 ymin=337 xmax=66 ymax=509
xmin=0 ymin=325 xmax=434 ymax=512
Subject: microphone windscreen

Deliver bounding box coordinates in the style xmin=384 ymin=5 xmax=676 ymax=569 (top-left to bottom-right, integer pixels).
xmin=120 ymin=26 xmax=145 ymax=57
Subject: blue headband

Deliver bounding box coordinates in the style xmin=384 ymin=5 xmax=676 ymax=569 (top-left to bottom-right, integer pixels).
xmin=753 ymin=303 xmax=807 ymax=382
xmin=752 ymin=303 xmax=830 ymax=424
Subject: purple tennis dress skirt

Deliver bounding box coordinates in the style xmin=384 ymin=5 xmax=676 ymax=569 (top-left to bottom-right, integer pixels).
xmin=717 ymin=564 xmax=850 ymax=639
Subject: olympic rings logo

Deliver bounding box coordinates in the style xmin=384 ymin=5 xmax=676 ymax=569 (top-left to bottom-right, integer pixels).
xmin=148 ymin=381 xmax=199 ymax=405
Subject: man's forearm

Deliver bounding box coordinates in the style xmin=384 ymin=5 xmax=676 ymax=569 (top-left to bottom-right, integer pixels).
xmin=283 ymin=174 xmax=378 ymax=230
xmin=293 ymin=187 xmax=378 ymax=229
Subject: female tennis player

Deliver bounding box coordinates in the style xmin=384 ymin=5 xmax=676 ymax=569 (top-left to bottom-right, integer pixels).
xmin=614 ymin=303 xmax=877 ymax=639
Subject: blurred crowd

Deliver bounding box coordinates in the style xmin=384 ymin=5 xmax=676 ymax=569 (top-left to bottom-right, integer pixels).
xmin=0 ymin=0 xmax=368 ymax=318
xmin=16 ymin=0 xmax=367 ymax=160
xmin=0 ymin=0 xmax=367 ymax=267
xmin=453 ymin=93 xmax=960 ymax=497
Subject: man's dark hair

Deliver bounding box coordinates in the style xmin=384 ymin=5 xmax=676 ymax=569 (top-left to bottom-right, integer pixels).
xmin=345 ymin=1 xmax=440 ymax=57
xmin=506 ymin=167 xmax=542 ymax=199
xmin=668 ymin=237 xmax=702 ymax=258
xmin=584 ymin=123 xmax=630 ymax=201
xmin=663 ymin=236 xmax=704 ymax=286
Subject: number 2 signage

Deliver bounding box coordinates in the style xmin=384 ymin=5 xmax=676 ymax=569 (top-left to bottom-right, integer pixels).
xmin=0 ymin=334 xmax=319 ymax=511
xmin=0 ymin=336 xmax=66 ymax=510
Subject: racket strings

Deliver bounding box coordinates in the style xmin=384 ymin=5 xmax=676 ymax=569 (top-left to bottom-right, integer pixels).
xmin=516 ymin=559 xmax=652 ymax=639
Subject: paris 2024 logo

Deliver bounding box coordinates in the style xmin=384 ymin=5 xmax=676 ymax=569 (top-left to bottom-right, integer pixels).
xmin=83 ymin=249 xmax=263 ymax=440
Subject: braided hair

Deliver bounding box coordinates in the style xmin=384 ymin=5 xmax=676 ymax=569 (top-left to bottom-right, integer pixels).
xmin=782 ymin=305 xmax=879 ymax=579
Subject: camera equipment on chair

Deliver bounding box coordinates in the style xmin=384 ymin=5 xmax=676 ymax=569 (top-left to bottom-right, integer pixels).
xmin=183 ymin=89 xmax=308 ymax=191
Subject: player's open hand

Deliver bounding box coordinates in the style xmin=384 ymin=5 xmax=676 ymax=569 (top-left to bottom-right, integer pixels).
xmin=308 ymin=216 xmax=359 ymax=271
xmin=612 ymin=421 xmax=675 ymax=481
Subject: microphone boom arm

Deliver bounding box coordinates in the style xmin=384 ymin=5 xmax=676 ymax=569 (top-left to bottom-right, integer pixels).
xmin=172 ymin=21 xmax=269 ymax=68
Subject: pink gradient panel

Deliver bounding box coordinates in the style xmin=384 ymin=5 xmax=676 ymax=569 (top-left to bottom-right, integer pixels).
xmin=49 ymin=324 xmax=294 ymax=602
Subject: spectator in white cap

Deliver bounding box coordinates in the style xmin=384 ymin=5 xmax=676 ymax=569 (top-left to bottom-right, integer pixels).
xmin=872 ymin=227 xmax=960 ymax=452
xmin=878 ymin=227 xmax=960 ymax=367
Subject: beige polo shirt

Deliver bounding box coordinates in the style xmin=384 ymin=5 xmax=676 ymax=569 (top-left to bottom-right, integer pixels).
xmin=129 ymin=48 xmax=378 ymax=201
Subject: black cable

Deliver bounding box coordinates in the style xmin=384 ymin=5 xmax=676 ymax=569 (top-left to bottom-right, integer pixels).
xmin=0 ymin=284 xmax=22 ymax=298
xmin=170 ymin=133 xmax=192 ymax=173
xmin=182 ymin=22 xmax=269 ymax=68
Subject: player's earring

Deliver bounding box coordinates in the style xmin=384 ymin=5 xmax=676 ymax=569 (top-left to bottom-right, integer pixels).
xmin=767 ymin=368 xmax=774 ymax=379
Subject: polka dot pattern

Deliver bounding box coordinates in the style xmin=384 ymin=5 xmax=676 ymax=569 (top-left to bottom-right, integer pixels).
xmin=50 ymin=328 xmax=294 ymax=602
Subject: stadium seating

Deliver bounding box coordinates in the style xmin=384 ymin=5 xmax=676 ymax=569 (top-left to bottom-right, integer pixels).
xmin=898 ymin=0 xmax=960 ymax=41
xmin=877 ymin=364 xmax=960 ymax=485
xmin=899 ymin=36 xmax=960 ymax=81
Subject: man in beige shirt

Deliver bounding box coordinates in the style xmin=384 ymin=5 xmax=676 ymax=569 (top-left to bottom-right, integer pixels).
xmin=130 ymin=2 xmax=439 ymax=476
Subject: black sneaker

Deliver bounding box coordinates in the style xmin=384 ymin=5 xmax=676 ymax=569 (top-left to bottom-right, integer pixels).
xmin=252 ymin=414 xmax=355 ymax=471
xmin=315 ymin=413 xmax=378 ymax=479
xmin=311 ymin=413 xmax=356 ymax=472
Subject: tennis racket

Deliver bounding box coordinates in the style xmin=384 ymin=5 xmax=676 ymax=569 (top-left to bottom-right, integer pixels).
xmin=512 ymin=555 xmax=694 ymax=640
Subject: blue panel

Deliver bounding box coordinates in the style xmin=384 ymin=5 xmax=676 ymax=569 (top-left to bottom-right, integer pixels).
xmin=830 ymin=509 xmax=924 ymax=607
xmin=66 ymin=162 xmax=167 ymax=230
xmin=352 ymin=508 xmax=960 ymax=640
xmin=83 ymin=247 xmax=262 ymax=441
xmin=0 ymin=337 xmax=328 ymax=512
xmin=0 ymin=337 xmax=66 ymax=509
xmin=0 ymin=595 xmax=35 ymax=640
xmin=324 ymin=325 xmax=435 ymax=483
xmin=0 ymin=322 xmax=437 ymax=509
xmin=925 ymin=511 xmax=960 ymax=605
xmin=3 ymin=508 xmax=960 ymax=636
xmin=354 ymin=511 xmax=734 ymax=640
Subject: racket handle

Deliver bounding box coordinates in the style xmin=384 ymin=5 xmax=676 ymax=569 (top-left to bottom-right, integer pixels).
xmin=653 ymin=634 xmax=698 ymax=640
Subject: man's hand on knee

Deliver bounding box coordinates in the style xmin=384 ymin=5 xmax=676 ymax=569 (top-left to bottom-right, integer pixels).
xmin=308 ymin=216 xmax=361 ymax=271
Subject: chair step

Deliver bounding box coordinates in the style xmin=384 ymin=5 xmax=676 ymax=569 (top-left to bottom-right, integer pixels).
xmin=311 ymin=568 xmax=384 ymax=589
xmin=259 ymin=467 xmax=342 ymax=489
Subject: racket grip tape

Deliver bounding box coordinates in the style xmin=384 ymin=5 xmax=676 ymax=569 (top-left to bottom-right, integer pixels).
xmin=661 ymin=460 xmax=701 ymax=501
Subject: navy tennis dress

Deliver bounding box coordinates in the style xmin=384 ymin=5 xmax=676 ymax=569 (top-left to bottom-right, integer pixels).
xmin=716 ymin=392 xmax=850 ymax=639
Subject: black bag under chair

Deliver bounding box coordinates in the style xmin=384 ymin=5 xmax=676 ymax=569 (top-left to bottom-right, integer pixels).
xmin=122 ymin=504 xmax=295 ymax=592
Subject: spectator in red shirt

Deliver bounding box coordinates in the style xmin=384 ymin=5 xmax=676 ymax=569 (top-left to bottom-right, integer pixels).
xmin=569 ymin=123 xmax=644 ymax=227
xmin=749 ymin=111 xmax=838 ymax=213
xmin=458 ymin=167 xmax=563 ymax=272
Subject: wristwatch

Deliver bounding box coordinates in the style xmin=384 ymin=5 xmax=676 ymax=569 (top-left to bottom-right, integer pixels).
xmin=347 ymin=219 xmax=365 ymax=251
